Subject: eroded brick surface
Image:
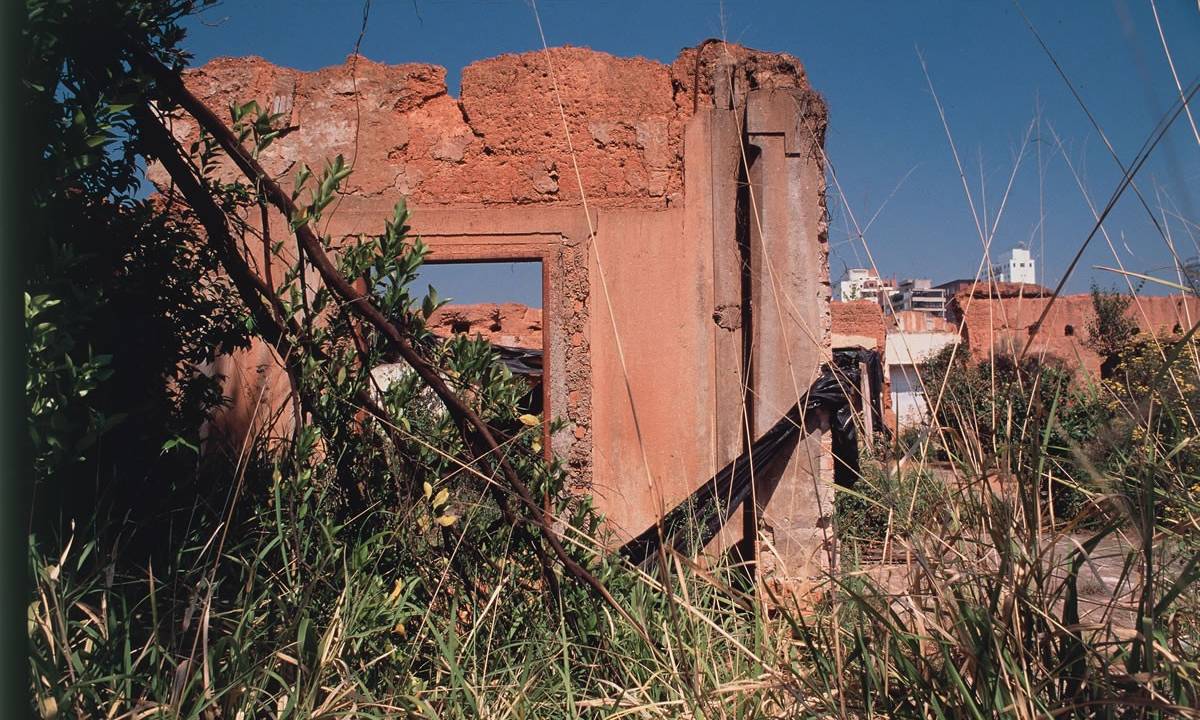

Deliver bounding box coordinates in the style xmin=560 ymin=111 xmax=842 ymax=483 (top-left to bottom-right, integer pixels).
xmin=157 ymin=43 xmax=826 ymax=213
xmin=160 ymin=49 xmax=690 ymax=207
xmin=952 ymin=294 xmax=1200 ymax=374
xmin=831 ymin=300 xmax=886 ymax=351
xmin=428 ymin=303 xmax=542 ymax=350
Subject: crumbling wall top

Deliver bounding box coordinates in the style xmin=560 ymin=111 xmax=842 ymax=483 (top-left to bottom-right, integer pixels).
xmin=157 ymin=43 xmax=825 ymax=209
xmin=670 ymin=41 xmax=819 ymax=113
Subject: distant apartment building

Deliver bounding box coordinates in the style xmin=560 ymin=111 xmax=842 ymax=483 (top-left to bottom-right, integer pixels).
xmin=837 ymin=268 xmax=894 ymax=302
xmin=989 ymin=246 xmax=1036 ymax=284
xmin=889 ymin=278 xmax=945 ymax=317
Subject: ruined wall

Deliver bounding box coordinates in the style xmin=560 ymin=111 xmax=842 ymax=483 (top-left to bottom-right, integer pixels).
xmin=166 ymin=46 xmax=820 ymax=209
xmin=831 ymin=300 xmax=895 ymax=427
xmin=941 ymin=280 xmax=1051 ymax=300
xmin=890 ymin=309 xmax=955 ymax=334
xmin=831 ymin=300 xmax=886 ymax=350
xmin=173 ymin=43 xmax=832 ymax=574
xmin=957 ymin=293 xmax=1200 ymax=374
xmin=166 ymin=50 xmax=674 ymax=207
xmin=427 ymin=303 xmax=542 ymax=350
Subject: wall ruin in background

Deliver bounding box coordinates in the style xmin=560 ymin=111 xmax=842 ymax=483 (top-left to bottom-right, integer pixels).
xmin=952 ymin=294 xmax=1200 ymax=375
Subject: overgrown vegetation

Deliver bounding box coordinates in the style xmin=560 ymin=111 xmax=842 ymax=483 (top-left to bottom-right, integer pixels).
xmin=834 ymin=459 xmax=949 ymax=552
xmin=24 ymin=1 xmax=1200 ymax=717
xmin=918 ymin=343 xmax=1106 ymax=520
xmin=1086 ymin=284 xmax=1141 ymax=379
xmin=825 ymin=288 xmax=1200 ymax=716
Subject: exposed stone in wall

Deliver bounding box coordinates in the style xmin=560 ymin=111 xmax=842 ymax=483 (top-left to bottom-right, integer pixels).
xmin=556 ymin=241 xmax=593 ymax=484
xmin=670 ymin=41 xmax=817 ymax=118
xmin=427 ymin=303 xmax=542 ymax=350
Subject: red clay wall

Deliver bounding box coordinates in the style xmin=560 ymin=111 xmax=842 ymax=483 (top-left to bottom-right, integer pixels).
xmin=427 ymin=303 xmax=542 ymax=350
xmin=161 ymin=45 xmax=811 ymax=211
xmin=172 ymin=44 xmax=832 ymax=569
xmin=958 ymin=294 xmax=1200 ymax=374
xmin=161 ymin=51 xmax=673 ymax=206
xmin=830 ymin=300 xmax=894 ymax=425
xmin=890 ymin=309 xmax=955 ymax=334
xmin=831 ymin=300 xmax=886 ymax=351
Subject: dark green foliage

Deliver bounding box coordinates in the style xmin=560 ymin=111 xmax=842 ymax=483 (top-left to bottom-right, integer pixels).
xmin=921 ymin=345 xmax=1106 ymax=520
xmin=23 ymin=0 xmax=248 ymax=532
xmin=1085 ymin=284 xmax=1140 ymax=378
xmin=834 ymin=461 xmax=949 ymax=548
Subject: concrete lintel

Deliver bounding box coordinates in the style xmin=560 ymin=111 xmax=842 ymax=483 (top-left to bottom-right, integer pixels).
xmin=320 ymin=200 xmax=597 ymax=245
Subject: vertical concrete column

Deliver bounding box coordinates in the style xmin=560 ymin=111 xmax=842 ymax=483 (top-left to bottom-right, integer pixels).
xmin=743 ymin=88 xmax=833 ymax=580
xmin=684 ymin=97 xmax=747 ymax=555
xmin=685 ymin=110 xmax=746 ymax=474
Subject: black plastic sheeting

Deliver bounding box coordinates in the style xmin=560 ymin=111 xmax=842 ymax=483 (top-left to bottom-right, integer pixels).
xmin=617 ymin=347 xmax=885 ymax=567
xmin=828 ymin=346 xmax=886 ymax=487
xmin=493 ymin=344 xmax=543 ymax=379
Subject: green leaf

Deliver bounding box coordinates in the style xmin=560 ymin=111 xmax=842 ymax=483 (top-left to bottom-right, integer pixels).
xmin=160 ymin=437 xmax=199 ymax=455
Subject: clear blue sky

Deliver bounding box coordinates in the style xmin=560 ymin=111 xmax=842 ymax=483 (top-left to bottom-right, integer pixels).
xmin=181 ymin=1 xmax=1200 ymax=306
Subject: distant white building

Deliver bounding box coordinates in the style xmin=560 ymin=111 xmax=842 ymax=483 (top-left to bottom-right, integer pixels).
xmin=885 ymin=328 xmax=960 ymax=427
xmin=889 ymin=278 xmax=946 ymax=317
xmin=990 ymin=246 xmax=1036 ymax=284
xmin=838 ymin=268 xmax=894 ymax=302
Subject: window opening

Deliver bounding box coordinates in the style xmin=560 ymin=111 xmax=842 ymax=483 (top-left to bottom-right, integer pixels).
xmin=414 ymin=260 xmax=545 ymax=417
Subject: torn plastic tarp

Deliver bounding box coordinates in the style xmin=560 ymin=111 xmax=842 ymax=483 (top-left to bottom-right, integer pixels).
xmin=493 ymin=344 xmax=543 ymax=379
xmin=618 ymin=347 xmax=884 ymax=567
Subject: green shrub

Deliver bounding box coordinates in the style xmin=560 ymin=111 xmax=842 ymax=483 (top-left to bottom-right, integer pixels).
xmin=921 ymin=345 xmax=1107 ymax=521
xmin=835 ymin=459 xmax=950 ymax=548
